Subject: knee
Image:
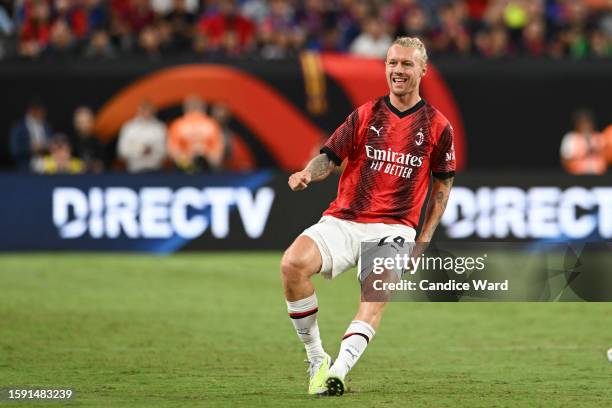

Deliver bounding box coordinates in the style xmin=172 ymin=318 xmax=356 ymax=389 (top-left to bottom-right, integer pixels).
xmin=280 ymin=250 xmax=312 ymax=285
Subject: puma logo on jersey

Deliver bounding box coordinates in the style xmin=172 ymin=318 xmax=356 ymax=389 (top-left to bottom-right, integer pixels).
xmin=369 ymin=125 xmax=383 ymax=137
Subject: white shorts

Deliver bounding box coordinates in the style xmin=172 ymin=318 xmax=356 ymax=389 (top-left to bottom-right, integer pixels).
xmin=301 ymin=215 xmax=417 ymax=280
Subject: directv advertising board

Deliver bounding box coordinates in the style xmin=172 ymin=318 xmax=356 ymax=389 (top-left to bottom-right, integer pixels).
xmin=1 ymin=173 xmax=610 ymax=251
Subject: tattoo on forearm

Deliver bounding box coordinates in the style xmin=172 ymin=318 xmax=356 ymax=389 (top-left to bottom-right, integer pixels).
xmin=440 ymin=177 xmax=454 ymax=187
xmin=419 ymin=177 xmax=453 ymax=241
xmin=306 ymin=154 xmax=335 ymax=181
xmin=428 ymin=193 xmax=446 ymax=234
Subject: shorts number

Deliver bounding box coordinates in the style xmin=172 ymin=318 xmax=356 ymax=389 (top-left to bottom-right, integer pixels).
xmin=378 ymin=236 xmax=405 ymax=247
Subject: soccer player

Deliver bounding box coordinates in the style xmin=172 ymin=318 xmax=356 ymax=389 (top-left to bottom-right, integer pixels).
xmin=281 ymin=37 xmax=456 ymax=396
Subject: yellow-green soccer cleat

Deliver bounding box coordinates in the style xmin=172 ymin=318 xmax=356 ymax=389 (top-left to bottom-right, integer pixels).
xmin=307 ymin=354 xmax=332 ymax=395
xmin=320 ymin=374 xmax=346 ymax=396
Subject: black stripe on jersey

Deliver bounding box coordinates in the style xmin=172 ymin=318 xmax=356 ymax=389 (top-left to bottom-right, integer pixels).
xmin=320 ymin=146 xmax=343 ymax=166
xmin=432 ymin=171 xmax=455 ymax=179
xmin=384 ymin=96 xmax=426 ymax=119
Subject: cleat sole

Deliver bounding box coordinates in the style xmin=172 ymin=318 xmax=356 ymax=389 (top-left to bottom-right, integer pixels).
xmin=324 ymin=376 xmax=345 ymax=396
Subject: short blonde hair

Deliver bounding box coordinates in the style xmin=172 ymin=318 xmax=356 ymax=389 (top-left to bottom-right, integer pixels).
xmin=391 ymin=36 xmax=428 ymax=65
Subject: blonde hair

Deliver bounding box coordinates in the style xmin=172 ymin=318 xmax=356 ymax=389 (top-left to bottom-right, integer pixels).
xmin=391 ymin=36 xmax=428 ymax=65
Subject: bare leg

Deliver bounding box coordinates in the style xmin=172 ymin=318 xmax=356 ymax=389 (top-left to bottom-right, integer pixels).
xmin=354 ymin=301 xmax=387 ymax=331
xmin=280 ymin=235 xmax=322 ymax=301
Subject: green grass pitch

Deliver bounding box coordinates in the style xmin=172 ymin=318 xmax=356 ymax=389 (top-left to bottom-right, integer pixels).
xmin=1 ymin=253 xmax=610 ymax=407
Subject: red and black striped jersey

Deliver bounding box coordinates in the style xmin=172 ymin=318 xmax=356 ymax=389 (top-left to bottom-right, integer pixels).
xmin=321 ymin=96 xmax=456 ymax=228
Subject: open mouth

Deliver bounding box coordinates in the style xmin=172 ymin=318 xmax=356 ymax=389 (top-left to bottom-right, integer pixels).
xmin=392 ymin=77 xmax=407 ymax=84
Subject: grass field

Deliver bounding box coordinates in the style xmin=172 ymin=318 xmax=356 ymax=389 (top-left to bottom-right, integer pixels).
xmin=1 ymin=253 xmax=610 ymax=407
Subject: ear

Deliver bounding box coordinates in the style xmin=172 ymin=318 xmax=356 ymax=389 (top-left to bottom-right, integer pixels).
xmin=421 ymin=64 xmax=427 ymax=77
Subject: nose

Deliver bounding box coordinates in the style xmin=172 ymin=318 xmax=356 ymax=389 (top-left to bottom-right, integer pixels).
xmin=392 ymin=66 xmax=406 ymax=75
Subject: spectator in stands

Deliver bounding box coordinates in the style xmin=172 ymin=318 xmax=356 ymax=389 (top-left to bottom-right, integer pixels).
xmin=0 ymin=1 xmax=14 ymax=59
xmin=110 ymin=0 xmax=155 ymax=53
xmin=430 ymin=2 xmax=471 ymax=55
xmin=521 ymin=19 xmax=547 ymax=57
xmin=31 ymin=133 xmax=84 ymax=174
xmin=155 ymin=19 xmax=175 ymax=54
xmin=137 ymin=24 xmax=162 ymax=59
xmin=589 ymin=29 xmax=611 ymax=58
xmin=218 ymin=29 xmax=244 ymax=57
xmin=259 ymin=25 xmax=292 ymax=59
xmin=191 ymin=32 xmax=208 ymax=56
xmin=42 ymin=19 xmax=77 ymax=59
xmin=152 ymin=0 xmax=198 ymax=16
xmin=167 ymin=96 xmax=224 ymax=172
xmin=350 ymin=16 xmax=392 ymax=58
xmin=83 ymin=29 xmax=116 ymax=59
xmin=0 ymin=0 xmax=12 ymax=32
xmin=3 ymin=0 xmax=611 ymax=61
xmin=9 ymin=98 xmax=52 ymax=171
xmin=114 ymin=0 xmax=155 ymax=34
xmin=18 ymin=0 xmax=52 ymax=58
xmin=560 ymin=109 xmax=606 ymax=175
xmin=71 ymin=106 xmax=106 ymax=173
xmin=257 ymin=0 xmax=296 ymax=58
xmin=197 ymin=0 xmax=255 ymax=54
xmin=294 ymin=0 xmax=339 ymax=51
xmin=336 ymin=0 xmax=370 ymax=51
xmin=83 ymin=0 xmax=110 ymax=33
xmin=383 ymin=0 xmax=419 ymax=30
xmin=117 ymin=101 xmax=167 ymax=173
xmin=54 ymin=0 xmax=88 ymax=40
xmin=394 ymin=6 xmax=429 ymax=43
xmin=163 ymin=0 xmax=197 ymax=52
xmin=475 ymin=23 xmax=510 ymax=58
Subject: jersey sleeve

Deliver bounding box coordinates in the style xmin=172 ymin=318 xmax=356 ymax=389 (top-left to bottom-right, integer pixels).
xmin=430 ymin=122 xmax=456 ymax=179
xmin=320 ymin=108 xmax=359 ymax=166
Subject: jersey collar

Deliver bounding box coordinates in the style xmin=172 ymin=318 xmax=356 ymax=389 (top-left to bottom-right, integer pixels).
xmin=384 ymin=96 xmax=425 ymax=119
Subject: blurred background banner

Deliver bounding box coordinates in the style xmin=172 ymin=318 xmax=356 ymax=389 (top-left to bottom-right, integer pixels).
xmin=439 ymin=172 xmax=612 ymax=241
xmin=1 ymin=56 xmax=610 ymax=171
xmin=1 ymin=171 xmax=611 ymax=252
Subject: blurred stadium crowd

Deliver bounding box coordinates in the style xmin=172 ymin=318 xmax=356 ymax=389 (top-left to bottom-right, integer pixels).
xmin=3 ymin=0 xmax=611 ymax=175
xmin=0 ymin=0 xmax=610 ymax=61
xmin=10 ymin=96 xmax=241 ymax=174
xmin=10 ymin=95 xmax=612 ymax=175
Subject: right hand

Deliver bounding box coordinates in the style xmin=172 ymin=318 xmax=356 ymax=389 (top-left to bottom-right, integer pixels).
xmin=288 ymin=170 xmax=312 ymax=191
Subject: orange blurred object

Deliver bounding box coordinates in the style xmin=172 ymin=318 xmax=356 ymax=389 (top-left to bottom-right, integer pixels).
xmin=560 ymin=130 xmax=607 ymax=175
xmin=167 ymin=111 xmax=224 ymax=169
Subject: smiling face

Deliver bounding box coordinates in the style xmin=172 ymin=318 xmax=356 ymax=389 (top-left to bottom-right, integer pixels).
xmin=385 ymin=44 xmax=427 ymax=98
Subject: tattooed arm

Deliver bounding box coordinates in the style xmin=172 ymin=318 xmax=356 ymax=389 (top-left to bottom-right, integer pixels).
xmin=288 ymin=154 xmax=337 ymax=191
xmin=416 ymin=176 xmax=454 ymax=242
